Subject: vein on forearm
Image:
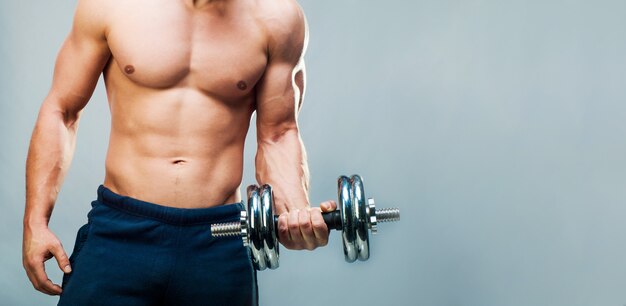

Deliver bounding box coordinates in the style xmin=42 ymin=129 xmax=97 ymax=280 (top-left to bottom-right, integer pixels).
xmin=25 ymin=104 xmax=80 ymax=224
xmin=256 ymin=127 xmax=309 ymax=213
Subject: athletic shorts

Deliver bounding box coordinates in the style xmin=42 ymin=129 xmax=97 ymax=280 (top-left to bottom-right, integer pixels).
xmin=58 ymin=185 xmax=258 ymax=306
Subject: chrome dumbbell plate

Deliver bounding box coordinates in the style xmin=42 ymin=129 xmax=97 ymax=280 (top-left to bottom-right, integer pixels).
xmin=338 ymin=174 xmax=370 ymax=263
xmin=260 ymin=185 xmax=279 ymax=269
xmin=246 ymin=184 xmax=279 ymax=271
xmin=338 ymin=176 xmax=357 ymax=262
xmin=353 ymin=175 xmax=370 ymax=261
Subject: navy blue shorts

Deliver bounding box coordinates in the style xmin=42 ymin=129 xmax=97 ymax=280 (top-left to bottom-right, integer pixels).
xmin=58 ymin=185 xmax=257 ymax=306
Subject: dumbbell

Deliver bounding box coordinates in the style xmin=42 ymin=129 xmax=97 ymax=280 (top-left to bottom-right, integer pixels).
xmin=210 ymin=175 xmax=400 ymax=270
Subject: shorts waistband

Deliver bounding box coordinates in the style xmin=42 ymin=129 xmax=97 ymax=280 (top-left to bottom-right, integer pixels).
xmin=96 ymin=185 xmax=243 ymax=225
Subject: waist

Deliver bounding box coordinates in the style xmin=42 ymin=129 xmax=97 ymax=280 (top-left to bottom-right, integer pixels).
xmin=104 ymin=148 xmax=245 ymax=207
xmin=96 ymin=185 xmax=243 ymax=225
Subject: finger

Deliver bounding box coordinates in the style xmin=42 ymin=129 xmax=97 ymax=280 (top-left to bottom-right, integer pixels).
xmin=298 ymin=209 xmax=315 ymax=250
xmin=288 ymin=210 xmax=303 ymax=250
xmin=24 ymin=258 xmax=47 ymax=293
xmin=49 ymin=241 xmax=72 ymax=274
xmin=24 ymin=264 xmax=43 ymax=293
xmin=277 ymin=213 xmax=290 ymax=245
xmin=310 ymin=208 xmax=329 ymax=246
xmin=42 ymin=279 xmax=63 ymax=296
xmin=320 ymin=200 xmax=337 ymax=212
xmin=30 ymin=260 xmax=61 ymax=295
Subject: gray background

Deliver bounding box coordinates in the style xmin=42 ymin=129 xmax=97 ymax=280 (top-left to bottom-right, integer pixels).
xmin=2 ymin=0 xmax=626 ymax=305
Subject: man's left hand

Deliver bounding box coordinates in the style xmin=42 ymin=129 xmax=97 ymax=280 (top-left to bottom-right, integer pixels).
xmin=277 ymin=200 xmax=337 ymax=250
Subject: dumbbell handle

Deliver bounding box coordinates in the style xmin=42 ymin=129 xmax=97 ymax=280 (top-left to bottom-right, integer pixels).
xmin=212 ymin=208 xmax=400 ymax=238
xmin=269 ymin=211 xmax=343 ymax=231
xmin=321 ymin=211 xmax=343 ymax=230
xmin=309 ymin=208 xmax=400 ymax=231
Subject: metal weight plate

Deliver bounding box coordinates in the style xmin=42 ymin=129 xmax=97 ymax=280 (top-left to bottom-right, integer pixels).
xmin=260 ymin=185 xmax=279 ymax=269
xmin=247 ymin=185 xmax=267 ymax=270
xmin=351 ymin=175 xmax=370 ymax=261
xmin=338 ymin=176 xmax=358 ymax=262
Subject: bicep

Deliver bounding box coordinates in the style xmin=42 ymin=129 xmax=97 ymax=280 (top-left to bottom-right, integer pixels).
xmin=46 ymin=0 xmax=111 ymax=116
xmin=255 ymin=1 xmax=308 ymax=140
xmin=256 ymin=59 xmax=305 ymax=140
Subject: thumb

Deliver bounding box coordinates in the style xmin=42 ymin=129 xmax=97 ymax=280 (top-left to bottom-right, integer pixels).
xmin=49 ymin=242 xmax=72 ymax=274
xmin=320 ymin=200 xmax=337 ymax=213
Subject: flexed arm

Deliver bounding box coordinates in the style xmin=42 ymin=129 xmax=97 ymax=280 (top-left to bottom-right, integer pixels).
xmin=255 ymin=1 xmax=336 ymax=250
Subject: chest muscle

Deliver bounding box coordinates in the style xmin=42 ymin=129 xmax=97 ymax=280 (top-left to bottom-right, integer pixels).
xmin=106 ymin=2 xmax=267 ymax=98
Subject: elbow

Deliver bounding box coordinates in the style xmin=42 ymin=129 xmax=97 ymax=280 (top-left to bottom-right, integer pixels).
xmin=257 ymin=122 xmax=300 ymax=145
xmin=60 ymin=109 xmax=82 ymax=130
xmin=39 ymin=95 xmax=83 ymax=130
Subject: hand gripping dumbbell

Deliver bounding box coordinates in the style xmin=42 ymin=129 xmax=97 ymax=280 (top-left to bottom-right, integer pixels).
xmin=210 ymin=175 xmax=400 ymax=270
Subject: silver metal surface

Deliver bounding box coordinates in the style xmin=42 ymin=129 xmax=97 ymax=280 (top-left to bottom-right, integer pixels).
xmin=351 ymin=175 xmax=370 ymax=261
xmin=212 ymin=174 xmax=402 ymax=270
xmin=367 ymin=198 xmax=377 ymax=234
xmin=240 ymin=210 xmax=249 ymax=246
xmin=260 ymin=185 xmax=279 ymax=269
xmin=376 ymin=208 xmax=401 ymax=222
xmin=338 ymin=175 xmax=357 ymax=262
xmin=210 ymin=221 xmax=240 ymax=237
xmin=247 ymin=185 xmax=267 ymax=270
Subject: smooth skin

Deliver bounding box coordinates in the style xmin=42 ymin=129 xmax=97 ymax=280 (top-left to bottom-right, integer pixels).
xmin=23 ymin=0 xmax=336 ymax=296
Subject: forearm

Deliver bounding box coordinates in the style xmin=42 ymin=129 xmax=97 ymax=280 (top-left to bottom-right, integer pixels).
xmin=25 ymin=101 xmax=80 ymax=227
xmin=256 ymin=127 xmax=310 ymax=214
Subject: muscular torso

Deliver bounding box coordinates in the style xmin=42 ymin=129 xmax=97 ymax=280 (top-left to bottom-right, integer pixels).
xmin=102 ymin=0 xmax=268 ymax=207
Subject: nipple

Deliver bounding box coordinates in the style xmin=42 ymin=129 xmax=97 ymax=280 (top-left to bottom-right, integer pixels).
xmin=124 ymin=65 xmax=135 ymax=74
xmin=237 ymin=80 xmax=248 ymax=91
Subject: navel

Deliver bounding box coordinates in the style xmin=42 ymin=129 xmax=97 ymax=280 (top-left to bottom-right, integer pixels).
xmin=124 ymin=65 xmax=135 ymax=74
xmin=237 ymin=80 xmax=248 ymax=91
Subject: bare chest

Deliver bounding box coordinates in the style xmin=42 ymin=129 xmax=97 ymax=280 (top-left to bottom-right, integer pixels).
xmin=106 ymin=2 xmax=267 ymax=98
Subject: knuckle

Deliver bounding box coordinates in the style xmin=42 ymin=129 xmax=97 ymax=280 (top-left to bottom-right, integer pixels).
xmin=277 ymin=218 xmax=289 ymax=231
xmin=288 ymin=222 xmax=299 ymax=231
xmin=50 ymin=240 xmax=62 ymax=249
xmin=58 ymin=253 xmax=69 ymax=261
xmin=300 ymin=221 xmax=312 ymax=230
xmin=312 ymin=218 xmax=325 ymax=229
xmin=278 ymin=226 xmax=289 ymax=236
xmin=26 ymin=258 xmax=39 ymax=268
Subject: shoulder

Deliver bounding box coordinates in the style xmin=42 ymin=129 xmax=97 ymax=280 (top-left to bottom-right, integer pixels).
xmin=254 ymin=0 xmax=305 ymax=28
xmin=72 ymin=0 xmax=112 ymax=40
xmin=253 ymin=0 xmax=307 ymax=59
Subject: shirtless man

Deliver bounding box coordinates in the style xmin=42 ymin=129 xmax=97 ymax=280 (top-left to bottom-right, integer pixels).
xmin=22 ymin=0 xmax=336 ymax=304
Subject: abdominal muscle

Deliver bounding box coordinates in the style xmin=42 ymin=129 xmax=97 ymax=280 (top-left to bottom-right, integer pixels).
xmin=102 ymin=70 xmax=255 ymax=208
